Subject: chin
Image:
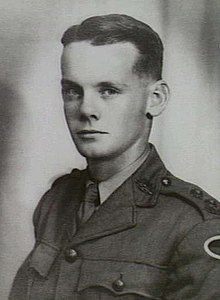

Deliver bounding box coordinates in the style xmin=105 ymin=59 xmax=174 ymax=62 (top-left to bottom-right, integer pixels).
xmin=76 ymin=144 xmax=116 ymax=160
xmin=76 ymin=145 xmax=105 ymax=159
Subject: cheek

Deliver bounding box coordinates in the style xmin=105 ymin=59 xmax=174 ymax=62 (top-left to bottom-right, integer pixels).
xmin=119 ymin=103 xmax=145 ymax=123
xmin=64 ymin=103 xmax=79 ymax=120
xmin=105 ymin=101 xmax=145 ymax=131
xmin=108 ymin=112 xmax=140 ymax=137
xmin=122 ymin=108 xmax=147 ymax=135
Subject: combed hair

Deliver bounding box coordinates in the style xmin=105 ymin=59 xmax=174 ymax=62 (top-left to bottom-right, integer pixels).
xmin=61 ymin=14 xmax=163 ymax=80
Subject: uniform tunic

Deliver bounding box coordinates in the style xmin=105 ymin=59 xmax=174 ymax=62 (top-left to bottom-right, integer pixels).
xmin=9 ymin=144 xmax=220 ymax=299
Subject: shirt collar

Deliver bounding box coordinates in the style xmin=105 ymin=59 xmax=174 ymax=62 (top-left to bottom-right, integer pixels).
xmin=97 ymin=146 xmax=150 ymax=204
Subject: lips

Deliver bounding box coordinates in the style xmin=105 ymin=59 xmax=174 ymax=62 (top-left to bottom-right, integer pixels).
xmin=77 ymin=129 xmax=108 ymax=135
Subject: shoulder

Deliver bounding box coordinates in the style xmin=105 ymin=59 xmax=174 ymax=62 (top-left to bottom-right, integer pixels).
xmin=157 ymin=172 xmax=220 ymax=262
xmin=159 ymin=171 xmax=220 ymax=221
xmin=51 ymin=168 xmax=85 ymax=187
xmin=160 ymin=175 xmax=220 ymax=298
xmin=33 ymin=168 xmax=86 ymax=233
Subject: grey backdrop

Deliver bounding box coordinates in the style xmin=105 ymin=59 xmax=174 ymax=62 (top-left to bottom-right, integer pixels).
xmin=0 ymin=1 xmax=219 ymax=299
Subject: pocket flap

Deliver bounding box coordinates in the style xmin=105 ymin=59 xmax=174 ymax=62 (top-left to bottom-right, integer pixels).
xmin=29 ymin=241 xmax=59 ymax=277
xmin=77 ymin=260 xmax=168 ymax=299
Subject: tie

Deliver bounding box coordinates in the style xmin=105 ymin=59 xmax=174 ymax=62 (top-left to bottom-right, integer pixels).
xmin=77 ymin=182 xmax=100 ymax=226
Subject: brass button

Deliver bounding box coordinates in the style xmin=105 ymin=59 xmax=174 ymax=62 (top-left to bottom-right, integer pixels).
xmin=204 ymin=199 xmax=220 ymax=215
xmin=112 ymin=278 xmax=125 ymax=292
xmin=161 ymin=177 xmax=171 ymax=187
xmin=208 ymin=198 xmax=217 ymax=206
xmin=190 ymin=188 xmax=203 ymax=199
xmin=64 ymin=248 xmax=77 ymax=263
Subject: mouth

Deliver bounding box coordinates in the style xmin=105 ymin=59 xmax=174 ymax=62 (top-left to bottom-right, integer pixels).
xmin=77 ymin=129 xmax=108 ymax=136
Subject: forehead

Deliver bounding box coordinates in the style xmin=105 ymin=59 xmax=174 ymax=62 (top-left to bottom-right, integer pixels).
xmin=61 ymin=41 xmax=140 ymax=82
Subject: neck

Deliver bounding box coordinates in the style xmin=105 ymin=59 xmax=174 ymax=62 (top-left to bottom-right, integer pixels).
xmin=87 ymin=142 xmax=150 ymax=182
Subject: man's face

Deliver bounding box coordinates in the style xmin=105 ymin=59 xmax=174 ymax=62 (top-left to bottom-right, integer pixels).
xmin=61 ymin=41 xmax=152 ymax=160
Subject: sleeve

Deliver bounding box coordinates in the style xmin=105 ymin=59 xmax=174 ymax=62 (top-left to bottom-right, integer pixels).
xmin=164 ymin=218 xmax=220 ymax=300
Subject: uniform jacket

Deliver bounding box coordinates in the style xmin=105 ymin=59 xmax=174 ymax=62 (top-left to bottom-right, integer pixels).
xmin=9 ymin=145 xmax=220 ymax=300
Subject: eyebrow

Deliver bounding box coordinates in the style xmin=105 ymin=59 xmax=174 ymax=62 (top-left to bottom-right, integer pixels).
xmin=96 ymin=81 xmax=129 ymax=89
xmin=61 ymin=79 xmax=80 ymax=87
xmin=61 ymin=79 xmax=129 ymax=90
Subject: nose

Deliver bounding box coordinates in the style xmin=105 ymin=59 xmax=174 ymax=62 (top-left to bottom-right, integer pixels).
xmin=79 ymin=91 xmax=100 ymax=121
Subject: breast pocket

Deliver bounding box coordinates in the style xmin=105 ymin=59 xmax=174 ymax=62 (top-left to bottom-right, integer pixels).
xmin=77 ymin=259 xmax=168 ymax=300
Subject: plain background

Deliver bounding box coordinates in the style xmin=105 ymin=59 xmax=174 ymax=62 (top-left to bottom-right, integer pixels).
xmin=0 ymin=1 xmax=219 ymax=299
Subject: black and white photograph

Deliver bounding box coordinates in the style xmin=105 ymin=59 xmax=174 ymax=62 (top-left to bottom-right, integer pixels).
xmin=0 ymin=1 xmax=220 ymax=299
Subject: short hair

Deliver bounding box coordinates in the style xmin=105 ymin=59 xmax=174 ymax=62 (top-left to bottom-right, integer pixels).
xmin=61 ymin=14 xmax=163 ymax=80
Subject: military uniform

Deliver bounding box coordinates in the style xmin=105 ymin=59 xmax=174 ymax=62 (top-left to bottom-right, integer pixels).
xmin=9 ymin=145 xmax=220 ymax=299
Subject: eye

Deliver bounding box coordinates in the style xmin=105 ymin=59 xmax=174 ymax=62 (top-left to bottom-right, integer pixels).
xmin=99 ymin=87 xmax=120 ymax=98
xmin=62 ymin=87 xmax=82 ymax=101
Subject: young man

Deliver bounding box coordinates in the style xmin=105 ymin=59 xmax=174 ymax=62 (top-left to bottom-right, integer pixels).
xmin=10 ymin=14 xmax=220 ymax=300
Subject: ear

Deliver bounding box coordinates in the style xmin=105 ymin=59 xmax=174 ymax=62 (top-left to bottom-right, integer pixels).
xmin=146 ymin=80 xmax=169 ymax=117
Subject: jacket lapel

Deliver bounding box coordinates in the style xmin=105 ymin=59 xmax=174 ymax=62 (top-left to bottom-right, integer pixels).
xmin=41 ymin=171 xmax=87 ymax=247
xmin=71 ymin=176 xmax=137 ymax=246
xmin=61 ymin=172 xmax=87 ymax=241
